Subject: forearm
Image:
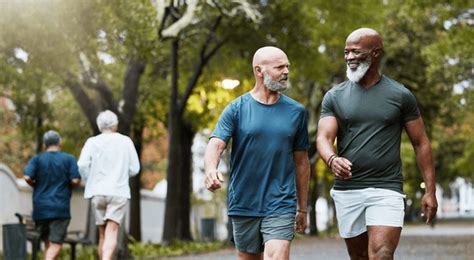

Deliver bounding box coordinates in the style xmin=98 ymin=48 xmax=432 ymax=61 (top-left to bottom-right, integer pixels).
xmin=295 ymin=154 xmax=310 ymax=211
xmin=415 ymin=141 xmax=436 ymax=195
xmin=316 ymin=135 xmax=337 ymax=164
xmin=204 ymin=138 xmax=225 ymax=172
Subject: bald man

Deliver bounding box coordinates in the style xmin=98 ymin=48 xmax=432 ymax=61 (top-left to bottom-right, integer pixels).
xmin=317 ymin=28 xmax=437 ymax=259
xmin=204 ymin=46 xmax=310 ymax=260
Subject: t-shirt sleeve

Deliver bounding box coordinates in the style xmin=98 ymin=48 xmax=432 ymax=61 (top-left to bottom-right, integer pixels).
xmin=68 ymin=155 xmax=81 ymax=180
xmin=24 ymin=156 xmax=38 ymax=179
xmin=211 ymin=103 xmax=236 ymax=143
xmin=77 ymin=139 xmax=92 ymax=180
xmin=401 ymin=90 xmax=421 ymax=122
xmin=293 ymin=109 xmax=310 ymax=151
xmin=320 ymin=91 xmax=335 ymax=118
xmin=128 ymin=138 xmax=140 ymax=177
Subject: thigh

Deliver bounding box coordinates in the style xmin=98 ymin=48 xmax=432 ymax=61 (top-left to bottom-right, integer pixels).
xmin=231 ymin=216 xmax=263 ymax=254
xmin=91 ymin=196 xmax=107 ymax=225
xmin=104 ymin=196 xmax=128 ymax=225
xmin=331 ymin=189 xmax=367 ymax=238
xmin=367 ymin=226 xmax=401 ymax=259
xmin=48 ymin=218 xmax=70 ymax=244
xmin=344 ymin=232 xmax=369 ymax=259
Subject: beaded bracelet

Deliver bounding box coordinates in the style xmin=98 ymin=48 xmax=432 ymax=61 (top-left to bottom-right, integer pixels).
xmin=327 ymin=154 xmax=338 ymax=168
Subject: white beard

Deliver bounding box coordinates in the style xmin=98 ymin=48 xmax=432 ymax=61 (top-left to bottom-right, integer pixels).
xmin=263 ymin=72 xmax=290 ymax=92
xmin=346 ymin=60 xmax=371 ymax=82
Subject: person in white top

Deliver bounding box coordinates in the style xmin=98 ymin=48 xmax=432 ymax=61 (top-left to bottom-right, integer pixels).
xmin=78 ymin=110 xmax=140 ymax=260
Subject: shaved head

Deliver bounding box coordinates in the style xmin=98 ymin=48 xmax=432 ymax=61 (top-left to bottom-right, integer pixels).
xmin=252 ymin=46 xmax=288 ymax=68
xmin=346 ymin=28 xmax=383 ymax=51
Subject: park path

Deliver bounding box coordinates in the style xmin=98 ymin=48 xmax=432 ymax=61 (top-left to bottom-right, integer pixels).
xmin=163 ymin=219 xmax=474 ymax=260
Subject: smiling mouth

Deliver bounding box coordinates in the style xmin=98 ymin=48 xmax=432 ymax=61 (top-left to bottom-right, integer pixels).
xmin=348 ymin=63 xmax=358 ymax=69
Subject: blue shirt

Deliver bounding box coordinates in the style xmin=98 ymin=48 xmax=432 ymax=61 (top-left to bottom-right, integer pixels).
xmin=24 ymin=151 xmax=81 ymax=220
xmin=212 ymin=93 xmax=309 ymax=217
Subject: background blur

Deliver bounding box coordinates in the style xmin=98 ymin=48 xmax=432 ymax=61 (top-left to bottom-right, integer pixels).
xmin=0 ymin=0 xmax=472 ymax=246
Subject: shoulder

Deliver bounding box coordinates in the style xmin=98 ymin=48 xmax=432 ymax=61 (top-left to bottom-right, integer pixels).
xmin=327 ymin=80 xmax=351 ymax=95
xmin=280 ymin=94 xmax=305 ymax=111
xmin=382 ymin=75 xmax=413 ymax=95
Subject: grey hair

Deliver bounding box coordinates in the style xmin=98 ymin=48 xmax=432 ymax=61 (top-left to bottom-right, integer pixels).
xmin=43 ymin=130 xmax=61 ymax=147
xmin=96 ymin=110 xmax=119 ymax=132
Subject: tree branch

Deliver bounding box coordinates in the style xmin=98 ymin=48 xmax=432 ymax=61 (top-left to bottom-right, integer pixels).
xmin=63 ymin=74 xmax=100 ymax=134
xmin=177 ymin=16 xmax=224 ymax=117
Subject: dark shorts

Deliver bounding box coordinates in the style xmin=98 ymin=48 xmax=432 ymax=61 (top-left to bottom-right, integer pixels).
xmin=35 ymin=218 xmax=70 ymax=244
xmin=231 ymin=213 xmax=295 ymax=254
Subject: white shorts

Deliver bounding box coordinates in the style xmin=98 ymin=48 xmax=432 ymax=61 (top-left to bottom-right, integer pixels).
xmin=330 ymin=188 xmax=405 ymax=238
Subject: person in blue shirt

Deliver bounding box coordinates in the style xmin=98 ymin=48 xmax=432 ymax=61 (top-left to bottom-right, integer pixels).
xmin=24 ymin=130 xmax=81 ymax=260
xmin=204 ymin=46 xmax=310 ymax=260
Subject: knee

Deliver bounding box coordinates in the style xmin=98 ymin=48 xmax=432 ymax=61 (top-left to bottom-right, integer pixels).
xmin=370 ymin=245 xmax=394 ymax=259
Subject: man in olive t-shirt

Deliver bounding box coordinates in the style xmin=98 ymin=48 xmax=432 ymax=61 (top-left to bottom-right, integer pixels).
xmin=316 ymin=28 xmax=437 ymax=259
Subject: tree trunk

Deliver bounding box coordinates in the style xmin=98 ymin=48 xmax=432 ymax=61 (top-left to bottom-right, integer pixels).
xmin=162 ymin=117 xmax=194 ymax=242
xmin=128 ymin=123 xmax=144 ymax=241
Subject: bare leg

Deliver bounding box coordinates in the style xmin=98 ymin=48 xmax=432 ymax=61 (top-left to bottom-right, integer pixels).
xmin=344 ymin=232 xmax=369 ymax=260
xmin=367 ymin=226 xmax=401 ymax=260
xmin=44 ymin=240 xmax=62 ymax=260
xmin=238 ymin=251 xmax=263 ymax=260
xmin=102 ymin=220 xmax=120 ymax=260
xmin=98 ymin=225 xmax=106 ymax=260
xmin=264 ymin=239 xmax=291 ymax=260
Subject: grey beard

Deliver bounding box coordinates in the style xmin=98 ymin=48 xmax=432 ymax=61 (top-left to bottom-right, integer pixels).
xmin=263 ymin=74 xmax=290 ymax=91
xmin=346 ymin=60 xmax=371 ymax=82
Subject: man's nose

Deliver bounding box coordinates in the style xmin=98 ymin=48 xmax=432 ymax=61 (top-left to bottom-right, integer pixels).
xmin=345 ymin=52 xmax=355 ymax=61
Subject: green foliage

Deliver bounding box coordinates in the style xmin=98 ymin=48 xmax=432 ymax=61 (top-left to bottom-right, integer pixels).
xmin=128 ymin=239 xmax=226 ymax=258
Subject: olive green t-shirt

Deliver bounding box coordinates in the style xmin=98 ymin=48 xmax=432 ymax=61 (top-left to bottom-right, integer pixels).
xmin=320 ymin=75 xmax=420 ymax=193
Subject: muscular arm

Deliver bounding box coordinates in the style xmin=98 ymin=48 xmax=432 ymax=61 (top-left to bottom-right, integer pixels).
xmin=405 ymin=117 xmax=438 ymax=224
xmin=316 ymin=116 xmax=352 ymax=178
xmin=204 ymin=137 xmax=227 ymax=192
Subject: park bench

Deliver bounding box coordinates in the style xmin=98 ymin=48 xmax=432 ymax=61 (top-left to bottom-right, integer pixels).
xmin=15 ymin=213 xmax=93 ymax=260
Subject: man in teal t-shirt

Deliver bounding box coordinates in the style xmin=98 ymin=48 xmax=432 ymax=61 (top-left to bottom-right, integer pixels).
xmin=317 ymin=28 xmax=437 ymax=259
xmin=24 ymin=130 xmax=81 ymax=260
xmin=204 ymin=46 xmax=310 ymax=259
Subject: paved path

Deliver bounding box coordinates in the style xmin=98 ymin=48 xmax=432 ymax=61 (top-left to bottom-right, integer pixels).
xmin=165 ymin=219 xmax=474 ymax=260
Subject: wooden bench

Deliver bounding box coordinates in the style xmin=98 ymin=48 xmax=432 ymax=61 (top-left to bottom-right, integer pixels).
xmin=15 ymin=213 xmax=93 ymax=260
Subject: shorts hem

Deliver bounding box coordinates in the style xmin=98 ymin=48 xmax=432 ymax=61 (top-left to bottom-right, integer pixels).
xmin=340 ymin=228 xmax=367 ymax=239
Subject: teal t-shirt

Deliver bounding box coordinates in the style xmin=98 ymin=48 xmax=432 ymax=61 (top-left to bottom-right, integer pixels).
xmin=212 ymin=92 xmax=309 ymax=217
xmin=320 ymin=75 xmax=420 ymax=193
xmin=24 ymin=151 xmax=81 ymax=220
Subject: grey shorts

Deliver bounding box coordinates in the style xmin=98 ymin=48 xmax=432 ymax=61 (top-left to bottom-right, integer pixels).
xmin=91 ymin=195 xmax=128 ymax=225
xmin=35 ymin=218 xmax=70 ymax=244
xmin=231 ymin=213 xmax=295 ymax=254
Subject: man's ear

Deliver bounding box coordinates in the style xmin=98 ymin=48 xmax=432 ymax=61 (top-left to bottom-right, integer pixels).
xmin=372 ymin=47 xmax=382 ymax=58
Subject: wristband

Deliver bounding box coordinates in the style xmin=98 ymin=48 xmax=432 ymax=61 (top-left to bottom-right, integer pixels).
xmin=297 ymin=209 xmax=308 ymax=213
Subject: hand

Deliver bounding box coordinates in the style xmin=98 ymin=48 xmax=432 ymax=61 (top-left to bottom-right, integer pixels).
xmin=205 ymin=169 xmax=224 ymax=192
xmin=420 ymin=193 xmax=438 ymax=224
xmin=331 ymin=157 xmax=352 ymax=179
xmin=294 ymin=211 xmax=307 ymax=234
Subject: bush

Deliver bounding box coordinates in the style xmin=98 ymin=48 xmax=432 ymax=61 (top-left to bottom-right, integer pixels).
xmin=129 ymin=239 xmax=226 ymax=258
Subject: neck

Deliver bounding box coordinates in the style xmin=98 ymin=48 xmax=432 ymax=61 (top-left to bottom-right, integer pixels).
xmin=46 ymin=145 xmax=60 ymax=152
xmin=250 ymin=83 xmax=280 ymax=105
xmin=359 ymin=68 xmax=381 ymax=88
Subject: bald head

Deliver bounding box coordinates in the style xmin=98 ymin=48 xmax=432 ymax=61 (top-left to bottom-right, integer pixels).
xmin=252 ymin=46 xmax=288 ymax=68
xmin=346 ymin=28 xmax=383 ymax=51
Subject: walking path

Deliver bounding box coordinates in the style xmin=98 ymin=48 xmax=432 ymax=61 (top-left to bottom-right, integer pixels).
xmin=165 ymin=219 xmax=474 ymax=260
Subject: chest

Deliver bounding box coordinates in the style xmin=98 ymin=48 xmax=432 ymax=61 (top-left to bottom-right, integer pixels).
xmin=336 ymin=87 xmax=403 ymax=126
